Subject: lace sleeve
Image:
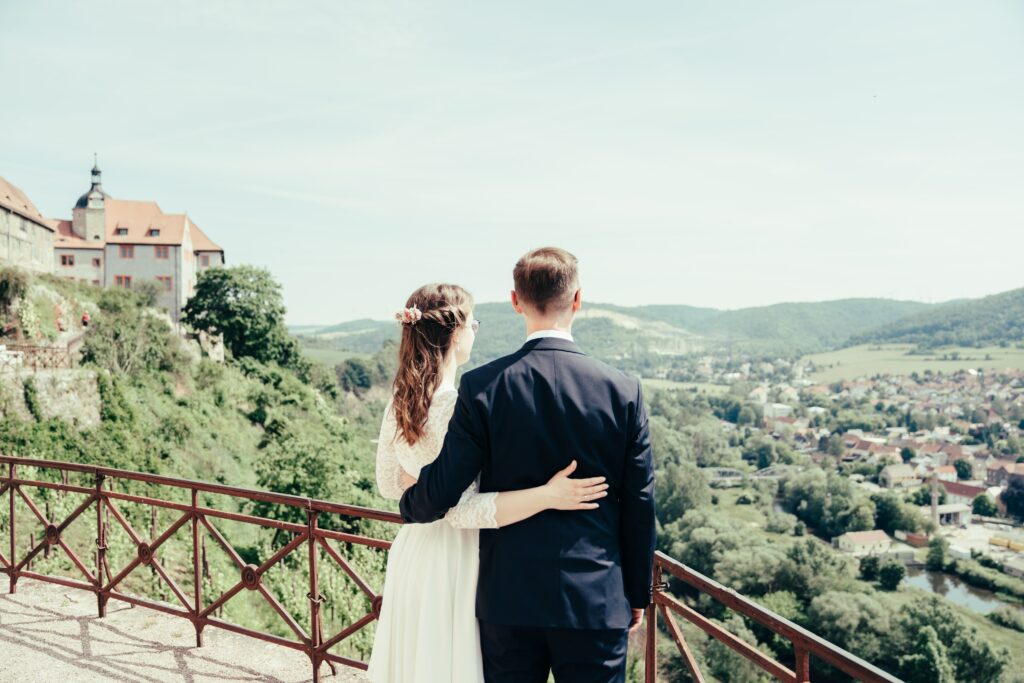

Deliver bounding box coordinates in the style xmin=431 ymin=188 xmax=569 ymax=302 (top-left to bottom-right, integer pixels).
xmin=375 ymin=404 xmax=405 ymax=500
xmin=444 ymin=479 xmax=499 ymax=529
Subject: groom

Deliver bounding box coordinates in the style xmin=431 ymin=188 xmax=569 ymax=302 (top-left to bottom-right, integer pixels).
xmin=400 ymin=247 xmax=656 ymax=682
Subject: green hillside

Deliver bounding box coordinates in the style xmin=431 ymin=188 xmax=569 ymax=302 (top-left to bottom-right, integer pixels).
xmin=297 ymin=297 xmax=934 ymax=364
xmin=850 ymin=287 xmax=1024 ymax=348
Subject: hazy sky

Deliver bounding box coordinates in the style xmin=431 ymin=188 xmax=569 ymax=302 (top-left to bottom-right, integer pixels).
xmin=2 ymin=1 xmax=1022 ymax=323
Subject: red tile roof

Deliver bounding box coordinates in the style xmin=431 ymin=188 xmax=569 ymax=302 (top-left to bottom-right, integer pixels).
xmin=189 ymin=222 xmax=223 ymax=253
xmin=0 ymin=176 xmax=53 ymax=231
xmin=51 ymin=219 xmax=104 ymax=250
xmin=939 ymin=480 xmax=987 ymax=498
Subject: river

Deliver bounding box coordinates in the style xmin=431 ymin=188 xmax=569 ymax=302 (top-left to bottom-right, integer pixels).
xmin=904 ymin=566 xmax=1023 ymax=615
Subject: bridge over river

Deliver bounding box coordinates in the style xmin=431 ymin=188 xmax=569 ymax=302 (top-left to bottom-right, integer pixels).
xmin=0 ymin=456 xmax=898 ymax=683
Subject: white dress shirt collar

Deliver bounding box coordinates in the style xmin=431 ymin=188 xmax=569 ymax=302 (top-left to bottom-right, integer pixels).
xmin=526 ymin=329 xmax=575 ymax=343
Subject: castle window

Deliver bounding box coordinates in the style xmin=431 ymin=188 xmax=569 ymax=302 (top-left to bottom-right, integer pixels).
xmin=92 ymin=257 xmax=101 ymax=267
xmin=115 ymin=227 xmax=128 ymax=236
xmin=156 ymin=276 xmax=174 ymax=291
xmin=200 ymin=254 xmax=210 ymax=267
xmin=147 ymin=228 xmax=161 ymax=237
xmin=119 ymin=245 xmax=134 ymax=258
xmin=114 ymin=275 xmax=132 ymax=288
xmin=60 ymin=254 xmax=75 ymax=267
xmin=155 ymin=245 xmax=170 ymax=259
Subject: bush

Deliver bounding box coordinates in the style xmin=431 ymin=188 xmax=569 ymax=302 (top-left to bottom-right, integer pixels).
xmin=0 ymin=267 xmax=28 ymax=318
xmin=988 ymin=606 xmax=1024 ymax=633
xmin=22 ymin=378 xmax=42 ymax=421
xmin=765 ymin=510 xmax=797 ymax=534
xmin=859 ymin=555 xmax=880 ymax=581
xmin=878 ymin=558 xmax=906 ymax=590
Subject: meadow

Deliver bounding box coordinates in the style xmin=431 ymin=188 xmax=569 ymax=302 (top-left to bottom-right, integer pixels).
xmin=805 ymin=344 xmax=1024 ymax=383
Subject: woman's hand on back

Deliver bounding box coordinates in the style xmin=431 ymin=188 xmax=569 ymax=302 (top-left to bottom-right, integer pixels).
xmin=542 ymin=460 xmax=608 ymax=511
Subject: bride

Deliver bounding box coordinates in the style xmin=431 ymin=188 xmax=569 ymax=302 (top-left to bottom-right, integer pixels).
xmin=368 ymin=283 xmax=609 ymax=683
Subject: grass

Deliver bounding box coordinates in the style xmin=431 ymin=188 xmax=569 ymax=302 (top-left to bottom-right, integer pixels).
xmin=300 ymin=347 xmax=364 ymax=367
xmin=643 ymin=378 xmax=731 ymax=395
xmin=804 ymin=344 xmax=1024 ymax=383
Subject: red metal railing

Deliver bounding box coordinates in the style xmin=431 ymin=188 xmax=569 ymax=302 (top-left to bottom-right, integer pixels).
xmin=1 ymin=455 xmax=903 ymax=682
xmin=646 ymin=554 xmax=902 ymax=682
xmin=0 ymin=455 xmax=398 ymax=682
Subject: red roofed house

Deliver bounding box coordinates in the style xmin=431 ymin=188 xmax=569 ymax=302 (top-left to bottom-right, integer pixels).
xmin=0 ymin=175 xmax=55 ymax=273
xmin=52 ymin=162 xmax=225 ymax=322
xmin=939 ymin=480 xmax=987 ymax=506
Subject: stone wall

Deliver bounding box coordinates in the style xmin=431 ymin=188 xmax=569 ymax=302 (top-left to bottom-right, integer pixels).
xmin=0 ymin=206 xmax=54 ymax=274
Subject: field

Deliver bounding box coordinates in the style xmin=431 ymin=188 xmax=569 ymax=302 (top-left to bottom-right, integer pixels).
xmin=805 ymin=344 xmax=1024 ymax=383
xmin=301 ymin=347 xmax=364 ymax=366
xmin=642 ymin=378 xmax=732 ymax=395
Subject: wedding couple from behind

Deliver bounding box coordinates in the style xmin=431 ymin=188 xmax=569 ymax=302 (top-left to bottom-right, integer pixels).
xmin=368 ymin=247 xmax=657 ymax=683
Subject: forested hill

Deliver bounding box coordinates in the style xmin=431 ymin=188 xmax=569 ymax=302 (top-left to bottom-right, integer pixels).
xmin=296 ymin=297 xmax=932 ymax=361
xmin=622 ymin=298 xmax=932 ymax=352
xmin=849 ymin=287 xmax=1024 ymax=348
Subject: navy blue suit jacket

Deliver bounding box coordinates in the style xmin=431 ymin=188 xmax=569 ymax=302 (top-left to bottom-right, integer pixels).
xmin=399 ymin=337 xmax=656 ymax=630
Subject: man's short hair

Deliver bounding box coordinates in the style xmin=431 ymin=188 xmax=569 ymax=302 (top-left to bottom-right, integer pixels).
xmin=513 ymin=247 xmax=579 ymax=315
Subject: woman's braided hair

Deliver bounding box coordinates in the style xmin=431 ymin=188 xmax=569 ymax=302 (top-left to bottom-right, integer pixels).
xmin=392 ymin=283 xmax=473 ymax=444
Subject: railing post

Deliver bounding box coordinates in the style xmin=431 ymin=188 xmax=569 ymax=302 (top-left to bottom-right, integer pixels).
xmin=192 ymin=488 xmax=204 ymax=647
xmin=308 ymin=508 xmax=322 ymax=683
xmin=8 ymin=463 xmax=16 ymax=594
xmin=794 ymin=644 xmax=811 ymax=683
xmin=646 ymin=563 xmax=660 ymax=682
xmin=96 ymin=472 xmax=107 ymax=617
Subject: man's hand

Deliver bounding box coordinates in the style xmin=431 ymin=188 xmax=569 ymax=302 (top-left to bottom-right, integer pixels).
xmin=400 ymin=469 xmax=418 ymax=491
xmin=629 ymin=608 xmax=644 ymax=634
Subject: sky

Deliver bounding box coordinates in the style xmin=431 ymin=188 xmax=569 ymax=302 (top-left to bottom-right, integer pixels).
xmin=1 ymin=1 xmax=1022 ymax=324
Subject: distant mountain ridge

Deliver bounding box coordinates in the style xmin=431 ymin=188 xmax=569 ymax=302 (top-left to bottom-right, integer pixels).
xmin=849 ymin=287 xmax=1024 ymax=348
xmin=293 ymin=296 xmax=937 ymax=363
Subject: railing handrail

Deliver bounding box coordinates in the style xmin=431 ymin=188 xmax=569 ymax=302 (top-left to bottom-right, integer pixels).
xmin=1 ymin=455 xmax=903 ymax=682
xmin=653 ymin=551 xmax=903 ymax=683
xmin=0 ymin=455 xmax=403 ymax=525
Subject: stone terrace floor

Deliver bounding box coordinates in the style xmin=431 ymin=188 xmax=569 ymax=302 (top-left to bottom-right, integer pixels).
xmin=0 ymin=579 xmax=369 ymax=683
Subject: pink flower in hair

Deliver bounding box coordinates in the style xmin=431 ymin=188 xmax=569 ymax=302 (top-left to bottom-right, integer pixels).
xmin=395 ymin=305 xmax=423 ymax=325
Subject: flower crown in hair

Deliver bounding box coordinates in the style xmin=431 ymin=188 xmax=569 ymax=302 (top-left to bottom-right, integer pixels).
xmin=395 ymin=305 xmax=423 ymax=326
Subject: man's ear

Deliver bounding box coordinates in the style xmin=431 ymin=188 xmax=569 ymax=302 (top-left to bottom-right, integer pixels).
xmin=571 ymin=288 xmax=582 ymax=313
xmin=511 ymin=290 xmax=524 ymax=314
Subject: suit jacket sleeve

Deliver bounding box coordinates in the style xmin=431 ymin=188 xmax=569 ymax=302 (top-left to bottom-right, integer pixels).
xmin=400 ymin=375 xmax=486 ymax=523
xmin=620 ymin=378 xmax=656 ymax=609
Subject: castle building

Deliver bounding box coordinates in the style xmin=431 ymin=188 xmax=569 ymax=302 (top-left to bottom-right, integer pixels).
xmin=0 ymin=176 xmax=55 ymax=274
xmin=51 ymin=161 xmax=225 ymax=322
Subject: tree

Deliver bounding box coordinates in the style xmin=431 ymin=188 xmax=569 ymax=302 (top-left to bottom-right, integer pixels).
xmin=972 ymin=494 xmax=997 ymax=517
xmin=1001 ymin=477 xmax=1024 ymax=520
xmin=807 ymin=592 xmax=890 ymax=663
xmin=900 ymin=447 xmax=915 ymax=463
xmin=892 ymin=595 xmax=1008 ymax=682
xmin=926 ymin=536 xmax=948 ymax=570
xmin=878 ymin=558 xmax=905 ymax=590
xmin=82 ymin=288 xmax=185 ymax=375
xmin=872 ymin=492 xmax=921 ymax=534
xmin=859 ymin=555 xmax=880 ymax=581
xmin=953 ymin=459 xmax=972 ymax=480
xmin=655 ymin=462 xmax=711 ymax=525
xmin=182 ymin=266 xmax=302 ymax=367
xmin=898 ymin=626 xmax=956 ymax=683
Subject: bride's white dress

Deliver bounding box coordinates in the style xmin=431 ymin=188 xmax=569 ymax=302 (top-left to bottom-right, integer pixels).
xmin=368 ymin=385 xmax=498 ymax=683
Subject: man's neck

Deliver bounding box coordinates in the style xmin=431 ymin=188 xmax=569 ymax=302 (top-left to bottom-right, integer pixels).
xmin=525 ymin=320 xmax=573 ymax=338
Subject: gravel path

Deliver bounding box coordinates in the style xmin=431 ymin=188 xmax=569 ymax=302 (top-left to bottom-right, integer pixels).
xmin=0 ymin=579 xmax=369 ymax=683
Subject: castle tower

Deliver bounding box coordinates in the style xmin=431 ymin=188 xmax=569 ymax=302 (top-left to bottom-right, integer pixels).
xmin=70 ymin=155 xmax=108 ymax=240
